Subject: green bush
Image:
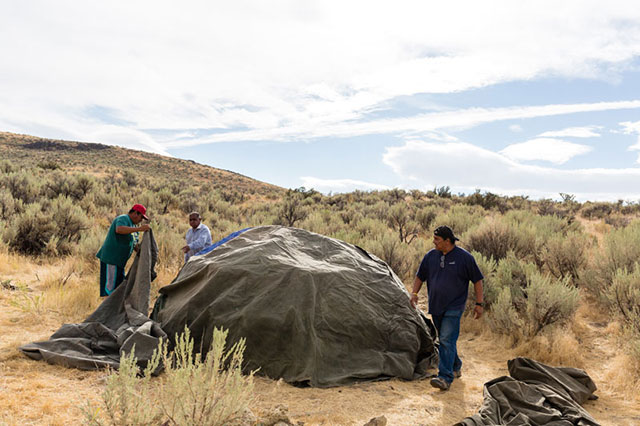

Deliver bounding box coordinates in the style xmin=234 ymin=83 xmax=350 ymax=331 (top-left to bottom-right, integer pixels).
xmin=274 ymin=192 xmax=307 ymax=227
xmin=467 ymin=251 xmax=497 ymax=310
xmin=436 ymin=204 xmax=484 ymax=236
xmin=486 ymin=265 xmax=579 ymax=341
xmin=0 ymin=159 xmax=16 ymax=173
xmin=6 ymin=202 xmax=55 ymax=254
xmin=50 ymin=196 xmax=91 ymax=254
xmin=365 ymin=230 xmax=412 ymax=281
xmin=464 ymin=217 xmax=538 ymax=263
xmin=585 ymin=220 xmax=640 ymax=299
xmin=2 ymin=171 xmax=40 ymax=203
xmin=541 ymin=232 xmax=590 ymax=283
xmin=607 ymin=266 xmax=640 ymax=334
xmin=0 ymin=188 xmax=20 ymax=220
xmin=83 ymin=327 xmax=255 ymax=426
xmin=386 ymin=203 xmax=419 ymax=243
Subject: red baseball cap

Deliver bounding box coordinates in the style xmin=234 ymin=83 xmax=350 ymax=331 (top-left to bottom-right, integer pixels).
xmin=131 ymin=204 xmax=149 ymax=220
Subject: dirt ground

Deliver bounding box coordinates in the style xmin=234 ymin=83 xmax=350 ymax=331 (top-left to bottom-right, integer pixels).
xmin=1 ymin=259 xmax=640 ymax=425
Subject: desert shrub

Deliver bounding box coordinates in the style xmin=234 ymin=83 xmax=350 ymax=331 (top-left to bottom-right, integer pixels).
xmin=434 ymin=185 xmax=452 ymax=198
xmin=541 ymin=232 xmax=590 ymax=283
xmin=77 ymin=227 xmax=105 ymax=262
xmin=74 ymin=174 xmax=95 ymax=198
xmin=366 ymin=200 xmax=391 ymax=221
xmin=84 ymin=327 xmax=255 ymax=426
xmin=489 ymin=253 xmax=537 ymax=306
xmin=2 ymin=171 xmax=40 ymax=203
xmin=37 ymin=160 xmax=61 ymax=170
xmin=487 ymin=264 xmax=579 ymax=341
xmin=585 ymin=220 xmax=640 ymax=300
xmin=606 ymin=266 xmax=640 ymax=335
xmin=505 ymin=209 xmax=578 ymax=237
xmin=466 ymin=251 xmax=497 ymax=311
xmin=436 ymin=204 xmax=484 ymax=236
xmin=151 ymin=217 xmax=188 ymax=270
xmin=464 ymin=190 xmax=508 ymax=212
xmin=157 ymin=188 xmax=177 ymax=214
xmin=415 ymin=206 xmax=437 ymax=232
xmin=604 ymin=213 xmax=631 ymax=228
xmin=0 ymin=188 xmax=19 ymax=220
xmin=464 ymin=217 xmax=538 ymax=263
xmin=6 ymin=202 xmax=55 ymax=254
xmin=44 ymin=171 xmax=77 ymax=199
xmin=365 ymin=230 xmax=413 ymax=280
xmin=386 ymin=203 xmax=419 ymax=243
xmin=580 ymin=202 xmax=613 ymax=219
xmin=339 ymin=204 xmax=363 ymax=226
xmin=274 ymin=192 xmax=308 ymax=227
xmin=179 ymin=189 xmax=202 ymax=214
xmin=121 ymin=169 xmax=137 ymax=186
xmin=51 ymin=196 xmax=90 ymax=250
xmin=0 ymin=159 xmax=16 ymax=173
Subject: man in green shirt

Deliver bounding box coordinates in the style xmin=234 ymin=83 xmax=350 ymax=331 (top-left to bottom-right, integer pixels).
xmin=96 ymin=204 xmax=151 ymax=297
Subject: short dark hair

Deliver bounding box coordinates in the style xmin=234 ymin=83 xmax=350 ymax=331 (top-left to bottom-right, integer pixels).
xmin=434 ymin=225 xmax=459 ymax=244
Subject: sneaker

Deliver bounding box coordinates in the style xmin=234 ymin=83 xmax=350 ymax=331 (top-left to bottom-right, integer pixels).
xmin=454 ymin=369 xmax=462 ymax=379
xmin=430 ymin=376 xmax=451 ymax=391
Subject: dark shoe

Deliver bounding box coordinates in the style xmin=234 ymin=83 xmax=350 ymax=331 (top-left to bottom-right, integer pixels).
xmin=454 ymin=369 xmax=462 ymax=379
xmin=430 ymin=376 xmax=450 ymax=391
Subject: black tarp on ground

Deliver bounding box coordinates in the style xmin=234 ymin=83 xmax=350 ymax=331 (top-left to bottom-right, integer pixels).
xmin=151 ymin=225 xmax=438 ymax=387
xmin=456 ymin=357 xmax=599 ymax=426
xmin=20 ymin=230 xmax=166 ymax=369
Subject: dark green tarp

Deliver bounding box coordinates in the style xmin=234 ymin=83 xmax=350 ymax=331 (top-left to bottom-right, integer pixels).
xmin=456 ymin=357 xmax=599 ymax=426
xmin=152 ymin=225 xmax=438 ymax=387
xmin=20 ymin=230 xmax=165 ymax=369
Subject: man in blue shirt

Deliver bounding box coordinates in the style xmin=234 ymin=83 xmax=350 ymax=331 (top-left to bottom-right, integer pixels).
xmin=96 ymin=204 xmax=151 ymax=297
xmin=410 ymin=225 xmax=484 ymax=391
xmin=182 ymin=211 xmax=213 ymax=262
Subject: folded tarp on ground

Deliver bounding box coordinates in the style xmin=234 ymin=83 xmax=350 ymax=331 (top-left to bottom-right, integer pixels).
xmin=456 ymin=357 xmax=599 ymax=426
xmin=20 ymin=230 xmax=166 ymax=370
xmin=151 ymin=225 xmax=438 ymax=387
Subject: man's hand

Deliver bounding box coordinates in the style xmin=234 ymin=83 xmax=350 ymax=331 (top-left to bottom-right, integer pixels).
xmin=181 ymin=245 xmax=190 ymax=254
xmin=410 ymin=293 xmax=418 ymax=308
xmin=138 ymin=224 xmax=151 ymax=232
xmin=473 ymin=305 xmax=484 ymax=319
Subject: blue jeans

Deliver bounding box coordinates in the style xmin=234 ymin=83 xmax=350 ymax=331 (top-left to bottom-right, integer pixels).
xmin=431 ymin=309 xmax=463 ymax=384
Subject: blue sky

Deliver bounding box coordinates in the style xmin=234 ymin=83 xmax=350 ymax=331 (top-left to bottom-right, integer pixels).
xmin=2 ymin=1 xmax=640 ymax=201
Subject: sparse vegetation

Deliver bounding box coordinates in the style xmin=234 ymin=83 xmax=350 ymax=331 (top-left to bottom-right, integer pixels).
xmin=2 ymin=131 xmax=640 ymax=423
xmin=83 ymin=327 xmax=255 ymax=426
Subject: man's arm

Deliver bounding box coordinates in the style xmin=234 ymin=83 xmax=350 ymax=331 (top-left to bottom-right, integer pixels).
xmin=185 ymin=229 xmax=210 ymax=253
xmin=473 ymin=279 xmax=484 ymax=319
xmin=116 ymin=224 xmax=150 ymax=234
xmin=410 ymin=276 xmax=423 ymax=308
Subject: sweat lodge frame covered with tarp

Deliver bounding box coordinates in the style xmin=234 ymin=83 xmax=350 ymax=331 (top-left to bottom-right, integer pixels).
xmin=21 ymin=226 xmax=439 ymax=387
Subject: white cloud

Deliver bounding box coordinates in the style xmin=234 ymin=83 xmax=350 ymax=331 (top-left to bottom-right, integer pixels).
xmin=538 ymin=126 xmax=602 ymax=138
xmin=621 ymin=120 xmax=640 ymax=150
xmin=2 ymin=1 xmax=640 ymax=151
xmin=382 ymin=140 xmax=640 ymax=201
xmin=300 ymin=177 xmax=390 ymax=193
xmin=509 ymin=124 xmax=523 ymax=133
xmin=160 ymin=100 xmax=640 ymax=147
xmin=499 ymin=138 xmax=592 ymax=164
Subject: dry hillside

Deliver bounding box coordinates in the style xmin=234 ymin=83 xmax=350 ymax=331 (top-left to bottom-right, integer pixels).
xmin=0 ymin=132 xmax=283 ymax=198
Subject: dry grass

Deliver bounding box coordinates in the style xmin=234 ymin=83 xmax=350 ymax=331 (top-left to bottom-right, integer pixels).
xmin=3 ymin=258 xmax=640 ymax=425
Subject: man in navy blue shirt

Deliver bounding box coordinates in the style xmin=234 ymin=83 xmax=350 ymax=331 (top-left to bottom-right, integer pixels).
xmin=410 ymin=225 xmax=484 ymax=391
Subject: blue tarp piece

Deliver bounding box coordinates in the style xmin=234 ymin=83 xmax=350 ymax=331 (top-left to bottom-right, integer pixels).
xmin=196 ymin=227 xmax=252 ymax=256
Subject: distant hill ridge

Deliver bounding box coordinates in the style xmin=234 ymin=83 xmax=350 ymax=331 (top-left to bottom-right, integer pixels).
xmin=0 ymin=131 xmax=283 ymax=197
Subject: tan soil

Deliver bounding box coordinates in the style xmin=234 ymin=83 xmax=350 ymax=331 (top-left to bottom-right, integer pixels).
xmin=1 ymin=259 xmax=640 ymax=425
